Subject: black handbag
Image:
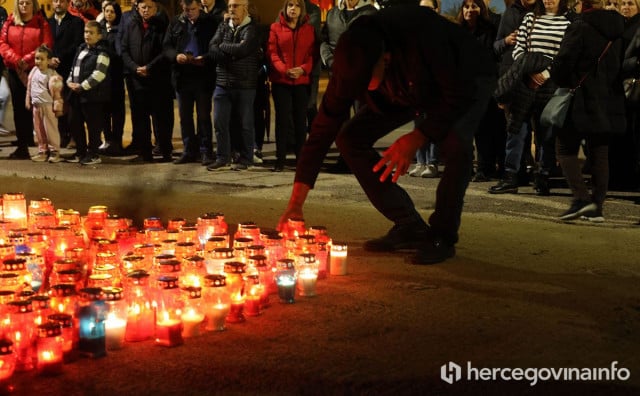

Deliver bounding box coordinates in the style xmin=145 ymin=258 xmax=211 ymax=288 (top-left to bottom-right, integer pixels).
xmin=541 ymin=41 xmax=613 ymax=128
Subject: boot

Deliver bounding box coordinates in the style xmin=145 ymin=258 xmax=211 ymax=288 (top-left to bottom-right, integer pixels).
xmin=534 ymin=173 xmax=550 ymax=196
xmin=488 ymin=172 xmax=518 ymax=194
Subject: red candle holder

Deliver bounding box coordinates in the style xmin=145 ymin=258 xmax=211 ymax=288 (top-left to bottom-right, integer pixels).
xmin=36 ymin=322 xmax=64 ymax=376
xmin=47 ymin=313 xmax=75 ymax=362
xmin=7 ymin=300 xmax=36 ymax=372
xmin=202 ymin=275 xmax=230 ymax=332
xmin=124 ymin=271 xmax=154 ymax=342
xmin=0 ymin=337 xmax=16 ymax=387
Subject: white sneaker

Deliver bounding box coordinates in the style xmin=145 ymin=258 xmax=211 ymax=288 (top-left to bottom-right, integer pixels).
xmin=253 ymin=153 xmax=263 ymax=164
xmin=421 ymin=164 xmax=439 ymax=178
xmin=409 ymin=164 xmax=426 ymax=177
xmin=31 ymin=152 xmax=48 ymax=162
xmin=48 ymin=151 xmax=63 ymax=163
xmin=99 ymin=141 xmax=110 ymax=150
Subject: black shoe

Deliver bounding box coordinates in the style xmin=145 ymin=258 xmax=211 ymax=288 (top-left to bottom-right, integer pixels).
xmin=272 ymin=164 xmax=284 ymax=172
xmin=471 ymin=171 xmax=490 ymax=182
xmin=129 ymin=154 xmax=154 ymax=163
xmin=534 ymin=173 xmax=550 ymax=196
xmin=122 ymin=145 xmax=139 ymax=155
xmin=206 ymin=161 xmax=231 ymax=171
xmin=488 ymin=173 xmax=518 ymax=194
xmin=363 ymin=222 xmax=430 ymax=252
xmin=174 ymin=153 xmax=197 ymax=164
xmin=8 ymin=147 xmax=30 ymax=159
xmin=201 ymin=153 xmax=215 ymax=166
xmin=100 ymin=145 xmax=124 ymax=157
xmin=152 ymin=145 xmax=162 ymax=156
xmin=409 ymin=236 xmax=456 ymax=265
xmin=157 ymin=155 xmax=173 ymax=163
xmin=559 ymin=200 xmax=597 ymax=221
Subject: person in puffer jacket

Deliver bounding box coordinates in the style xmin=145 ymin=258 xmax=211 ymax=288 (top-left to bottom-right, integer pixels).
xmin=267 ymin=0 xmax=317 ymax=172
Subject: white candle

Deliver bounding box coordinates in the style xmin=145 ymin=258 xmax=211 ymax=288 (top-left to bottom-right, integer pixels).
xmin=297 ymin=269 xmax=318 ymax=297
xmin=205 ymin=303 xmax=229 ymax=331
xmin=181 ymin=309 xmax=204 ymax=338
xmin=330 ymin=244 xmax=348 ymax=275
xmin=105 ymin=313 xmax=127 ymax=350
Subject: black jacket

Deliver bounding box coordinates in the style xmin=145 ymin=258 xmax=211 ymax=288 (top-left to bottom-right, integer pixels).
xmin=494 ymin=1 xmax=530 ymax=76
xmin=164 ymin=12 xmax=216 ymax=88
xmin=551 ymin=9 xmax=626 ymax=136
xmin=121 ymin=13 xmax=171 ymax=92
xmin=208 ymin=17 xmax=260 ymax=89
xmin=295 ymin=5 xmax=496 ymax=187
xmin=48 ymin=12 xmax=85 ymax=80
xmin=69 ymin=40 xmax=112 ymax=103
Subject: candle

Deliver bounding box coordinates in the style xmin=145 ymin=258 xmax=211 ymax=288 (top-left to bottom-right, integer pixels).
xmin=125 ymin=303 xmax=154 ymax=342
xmin=105 ymin=312 xmax=127 ymax=350
xmin=155 ymin=312 xmax=183 ymax=347
xmin=180 ymin=308 xmax=204 ymax=338
xmin=329 ymin=242 xmax=348 ymax=276
xmin=276 ymin=277 xmax=296 ymax=304
xmin=244 ymin=294 xmax=261 ymax=317
xmin=204 ymin=303 xmax=229 ymax=331
xmin=226 ymin=293 xmax=245 ymax=323
xmin=36 ymin=322 xmax=64 ymax=376
xmin=297 ymin=269 xmax=318 ymax=297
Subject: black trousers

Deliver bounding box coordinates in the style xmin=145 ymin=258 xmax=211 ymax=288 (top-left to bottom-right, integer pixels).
xmin=68 ymin=96 xmax=105 ymax=157
xmin=7 ymin=69 xmax=34 ymax=149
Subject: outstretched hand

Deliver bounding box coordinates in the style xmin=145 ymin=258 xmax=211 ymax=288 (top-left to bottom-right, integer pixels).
xmin=373 ymin=130 xmax=427 ymax=183
xmin=276 ymin=206 xmax=304 ymax=236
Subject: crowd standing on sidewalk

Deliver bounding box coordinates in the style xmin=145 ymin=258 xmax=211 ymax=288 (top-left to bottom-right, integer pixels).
xmin=0 ymin=0 xmax=638 ymax=229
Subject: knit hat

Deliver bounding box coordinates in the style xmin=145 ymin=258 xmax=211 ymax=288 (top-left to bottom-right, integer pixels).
xmin=331 ymin=15 xmax=386 ymax=99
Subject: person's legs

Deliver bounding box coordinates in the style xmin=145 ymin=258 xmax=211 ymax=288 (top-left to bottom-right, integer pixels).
xmin=212 ymin=86 xmax=232 ymax=165
xmin=428 ymin=76 xmax=494 ymax=246
xmin=177 ymin=87 xmax=198 ymax=158
xmin=83 ymin=102 xmax=106 ymax=157
xmin=130 ymin=90 xmax=153 ymax=159
xmin=234 ymin=88 xmax=256 ymax=166
xmin=272 ymin=83 xmax=293 ymax=166
xmin=335 ymin=105 xmax=421 ymax=227
xmin=587 ymin=135 xmax=610 ymax=212
xmin=68 ymin=95 xmax=88 ymax=158
xmin=151 ymin=93 xmax=175 ymax=160
xmin=292 ymin=84 xmax=310 ymax=160
xmin=32 ymin=106 xmax=48 ymax=154
xmin=195 ymin=85 xmax=214 ymax=158
xmin=7 ymin=70 xmax=34 ymax=156
xmin=41 ymin=104 xmax=60 ymax=152
xmin=488 ymin=122 xmax=529 ymax=193
xmin=108 ymin=82 xmax=126 ymax=151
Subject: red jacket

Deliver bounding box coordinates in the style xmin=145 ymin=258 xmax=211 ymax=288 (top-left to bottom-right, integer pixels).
xmin=0 ymin=13 xmax=54 ymax=71
xmin=267 ymin=13 xmax=316 ymax=86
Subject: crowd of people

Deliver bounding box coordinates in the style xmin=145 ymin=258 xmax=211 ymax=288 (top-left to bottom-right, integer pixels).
xmin=0 ymin=0 xmax=638 ymax=253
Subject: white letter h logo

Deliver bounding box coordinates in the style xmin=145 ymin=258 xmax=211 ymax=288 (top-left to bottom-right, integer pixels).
xmin=441 ymin=361 xmax=462 ymax=384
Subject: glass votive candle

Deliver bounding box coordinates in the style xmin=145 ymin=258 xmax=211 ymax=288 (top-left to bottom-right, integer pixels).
xmin=274 ymin=259 xmax=297 ymax=304
xmin=178 ymin=225 xmax=198 ymax=245
xmin=224 ymin=262 xmax=246 ymax=323
xmin=243 ymin=275 xmax=261 ymax=317
xmin=196 ymin=213 xmax=219 ymax=247
xmin=2 ymin=193 xmax=27 ymax=229
xmin=205 ymin=247 xmax=234 ymax=275
xmin=205 ymin=236 xmax=228 ymax=251
xmin=31 ymin=295 xmax=52 ymax=326
xmin=47 ymin=313 xmax=75 ymax=362
xmin=36 ymin=322 xmax=64 ymax=376
xmin=330 ymin=242 xmax=348 ymax=276
xmin=180 ymin=287 xmax=204 ymax=338
xmin=7 ymin=300 xmax=35 ymax=372
xmin=56 ymin=209 xmax=81 ymax=230
xmin=48 ymin=283 xmax=77 ymax=316
xmin=202 ymin=275 xmax=229 ymax=332
xmin=315 ymin=242 xmax=329 ymax=280
xmin=103 ymin=287 xmax=127 ymax=350
xmin=174 ymin=242 xmax=197 ymax=260
xmin=75 ymin=288 xmax=106 ymax=358
xmin=155 ymin=310 xmax=183 ymax=347
xmin=181 ymin=255 xmax=206 ymax=288
xmin=122 ymin=254 xmax=149 ymax=275
xmin=0 ymin=337 xmax=16 ymax=385
xmin=286 ymin=217 xmax=305 ymax=239
xmin=160 ymin=239 xmax=177 ymax=256
xmin=124 ymin=271 xmax=154 ymax=342
xmin=143 ymin=217 xmax=162 ymax=230
xmin=167 ymin=217 xmax=186 ymax=232
xmin=0 ymin=244 xmax=15 ymax=262
xmin=297 ymin=267 xmax=318 ymax=297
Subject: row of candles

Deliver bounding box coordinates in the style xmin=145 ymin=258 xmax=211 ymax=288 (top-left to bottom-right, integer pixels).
xmin=0 ymin=192 xmax=349 ymax=385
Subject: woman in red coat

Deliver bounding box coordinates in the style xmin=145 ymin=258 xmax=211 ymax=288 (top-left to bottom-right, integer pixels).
xmin=268 ymin=0 xmax=316 ymax=172
xmin=0 ymin=0 xmax=53 ymax=159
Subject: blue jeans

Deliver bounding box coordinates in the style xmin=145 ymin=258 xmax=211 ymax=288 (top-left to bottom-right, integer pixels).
xmin=177 ymin=84 xmax=214 ymax=157
xmin=213 ymin=86 xmax=256 ymax=164
xmin=415 ymin=143 xmax=438 ymax=165
xmin=504 ymin=121 xmax=555 ymax=175
xmin=335 ymin=76 xmax=495 ymax=244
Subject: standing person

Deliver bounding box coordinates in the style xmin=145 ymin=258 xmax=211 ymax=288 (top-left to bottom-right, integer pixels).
xmin=65 ymin=20 xmax=110 ymax=165
xmin=202 ymin=0 xmax=226 ymax=24
xmin=276 ymin=6 xmax=496 ymax=264
xmin=268 ymin=0 xmax=316 ymax=172
xmin=164 ymin=0 xmax=216 ymax=165
xmin=99 ymin=0 xmax=125 ymax=155
xmin=489 ymin=0 xmax=571 ymax=195
xmin=551 ymin=0 xmax=625 ymax=221
xmin=457 ymin=0 xmax=504 ymax=182
xmin=0 ymin=2 xmax=10 ymax=135
xmin=48 ymin=0 xmax=85 ymax=150
xmin=304 ymin=0 xmax=321 ymax=132
xmin=121 ymin=0 xmax=173 ymax=163
xmin=0 ymin=0 xmax=54 ymax=160
xmin=26 ymin=45 xmax=64 ymax=162
xmin=207 ymin=0 xmax=260 ymax=171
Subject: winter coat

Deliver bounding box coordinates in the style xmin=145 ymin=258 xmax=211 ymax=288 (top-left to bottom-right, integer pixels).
xmin=163 ymin=12 xmax=217 ymax=88
xmin=48 ymin=12 xmax=85 ymax=81
xmin=69 ymin=41 xmax=112 ymax=103
xmin=121 ymin=13 xmax=171 ymax=92
xmin=209 ymin=16 xmax=260 ymax=89
xmin=319 ymin=0 xmax=377 ymax=69
xmin=551 ymin=9 xmax=626 ymax=136
xmin=0 ymin=7 xmax=8 ymax=73
xmin=267 ymin=13 xmax=316 ymax=86
xmin=0 ymin=13 xmax=54 ymax=71
xmin=494 ymin=1 xmax=530 ymax=76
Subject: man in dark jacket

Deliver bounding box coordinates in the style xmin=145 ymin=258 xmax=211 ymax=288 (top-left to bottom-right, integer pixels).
xmin=49 ymin=0 xmax=85 ymax=149
xmin=276 ymin=6 xmax=497 ymax=265
xmin=207 ymin=0 xmax=259 ymax=171
xmin=121 ymin=0 xmax=173 ymax=162
xmin=164 ymin=0 xmax=216 ymax=166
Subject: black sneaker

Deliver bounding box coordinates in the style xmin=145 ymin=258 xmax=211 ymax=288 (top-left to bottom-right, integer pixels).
xmin=207 ymin=161 xmax=231 ymax=171
xmin=201 ymin=153 xmax=215 ymax=166
xmin=488 ymin=178 xmax=518 ymax=194
xmin=174 ymin=153 xmax=197 ymax=164
xmin=80 ymin=154 xmax=101 ymax=165
xmin=231 ymin=163 xmax=249 ymax=171
xmin=559 ymin=200 xmax=597 ymax=221
xmin=409 ymin=236 xmax=456 ymax=265
xmin=363 ymin=222 xmax=430 ymax=252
